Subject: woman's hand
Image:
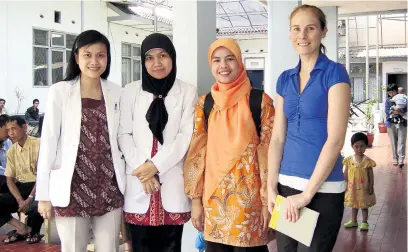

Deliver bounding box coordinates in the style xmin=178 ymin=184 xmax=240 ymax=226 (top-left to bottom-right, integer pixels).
xmin=191 ymin=198 xmax=204 ymax=232
xmin=132 ymin=161 xmax=158 ymax=182
xmin=285 ymin=192 xmax=312 ymax=222
xmin=260 ymin=206 xmax=270 ymax=232
xmin=141 ymin=177 xmax=160 ymax=195
xmin=38 ymin=201 xmax=53 ymax=219
xmin=267 ymin=186 xmax=278 ymax=214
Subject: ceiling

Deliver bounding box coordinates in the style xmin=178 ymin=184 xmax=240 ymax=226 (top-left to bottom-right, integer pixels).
xmin=303 ymin=1 xmax=407 ymax=15
xmin=107 ymin=0 xmax=407 ymax=35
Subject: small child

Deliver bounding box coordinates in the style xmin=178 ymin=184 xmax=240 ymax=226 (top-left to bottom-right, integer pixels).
xmin=388 ymin=93 xmax=407 ymax=125
xmin=195 ymin=232 xmax=205 ymax=252
xmin=343 ymin=132 xmax=376 ymax=231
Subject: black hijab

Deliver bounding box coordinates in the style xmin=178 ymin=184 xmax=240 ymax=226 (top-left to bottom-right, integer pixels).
xmin=141 ymin=33 xmax=177 ymax=145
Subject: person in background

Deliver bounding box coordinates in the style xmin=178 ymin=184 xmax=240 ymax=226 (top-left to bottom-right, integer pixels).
xmin=25 ymin=99 xmax=41 ymax=137
xmin=0 ymin=114 xmax=12 ymax=193
xmin=0 ymin=116 xmax=44 ymax=244
xmin=25 ymin=99 xmax=40 ymax=122
xmin=119 ymin=33 xmax=196 ymax=252
xmin=267 ymin=4 xmax=350 ymax=252
xmin=0 ymin=99 xmax=8 ymax=115
xmin=36 ymin=30 xmax=125 ymax=252
xmin=385 ymin=83 xmax=406 ymax=168
xmin=343 ymin=132 xmax=376 ymax=231
xmin=184 ymin=38 xmax=275 ymax=251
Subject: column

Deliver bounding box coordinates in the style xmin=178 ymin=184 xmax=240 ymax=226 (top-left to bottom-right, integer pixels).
xmin=172 ymin=0 xmax=216 ymax=96
xmin=265 ymin=1 xmax=300 ymax=100
xmin=320 ymin=7 xmax=339 ymax=62
xmin=171 ymin=3 xmax=216 ymax=250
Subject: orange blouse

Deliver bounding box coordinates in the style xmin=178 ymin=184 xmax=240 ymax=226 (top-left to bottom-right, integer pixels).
xmin=184 ymin=93 xmax=275 ymax=247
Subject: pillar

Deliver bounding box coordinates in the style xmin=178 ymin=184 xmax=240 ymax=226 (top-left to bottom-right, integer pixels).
xmin=320 ymin=7 xmax=339 ymax=62
xmin=170 ymin=3 xmax=216 ymax=250
xmin=265 ymin=1 xmax=300 ymax=100
xmin=172 ymin=0 xmax=216 ymax=96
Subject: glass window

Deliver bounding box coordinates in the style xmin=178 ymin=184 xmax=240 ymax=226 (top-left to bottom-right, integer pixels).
xmin=51 ymin=33 xmax=65 ymax=47
xmin=132 ymin=46 xmax=141 ymax=57
xmin=33 ymin=29 xmax=77 ymax=86
xmin=66 ymin=34 xmax=76 ymax=50
xmin=122 ymin=58 xmax=131 ymax=86
xmin=52 ymin=50 xmax=64 ymax=84
xmin=33 ymin=29 xmax=48 ymax=46
xmin=122 ymin=44 xmax=132 ymax=57
xmin=133 ymin=59 xmax=141 ymax=82
xmin=122 ymin=43 xmax=142 ymax=86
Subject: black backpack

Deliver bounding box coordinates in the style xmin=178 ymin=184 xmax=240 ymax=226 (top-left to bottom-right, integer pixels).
xmin=203 ymin=89 xmax=264 ymax=137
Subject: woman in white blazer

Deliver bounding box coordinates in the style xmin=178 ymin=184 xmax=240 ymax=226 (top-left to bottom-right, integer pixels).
xmin=36 ymin=30 xmax=125 ymax=252
xmin=119 ymin=33 xmax=197 ymax=252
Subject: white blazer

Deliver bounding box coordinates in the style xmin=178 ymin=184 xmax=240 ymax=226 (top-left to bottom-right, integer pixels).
xmin=35 ymin=79 xmax=125 ymax=207
xmin=119 ymin=79 xmax=197 ymax=214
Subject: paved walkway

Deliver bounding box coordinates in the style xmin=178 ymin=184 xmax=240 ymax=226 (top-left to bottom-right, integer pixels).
xmin=0 ymin=133 xmax=406 ymax=252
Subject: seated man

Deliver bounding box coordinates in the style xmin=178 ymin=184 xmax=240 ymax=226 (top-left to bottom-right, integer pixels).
xmin=0 ymin=114 xmax=12 ymax=193
xmin=25 ymin=99 xmax=40 ymax=137
xmin=0 ymin=116 xmax=43 ymax=244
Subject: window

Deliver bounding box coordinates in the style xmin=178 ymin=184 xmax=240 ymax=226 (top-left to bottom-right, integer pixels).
xmin=33 ymin=29 xmax=76 ymax=86
xmin=122 ymin=43 xmax=141 ymax=87
xmin=54 ymin=11 xmax=61 ymax=24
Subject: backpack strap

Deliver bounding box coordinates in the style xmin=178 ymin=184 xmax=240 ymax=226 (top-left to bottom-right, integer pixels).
xmin=249 ymin=88 xmax=264 ymax=138
xmin=203 ymin=92 xmax=214 ymax=132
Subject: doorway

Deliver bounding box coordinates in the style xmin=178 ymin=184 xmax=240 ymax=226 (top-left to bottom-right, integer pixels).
xmin=247 ymin=70 xmax=264 ymax=90
xmin=387 ymin=73 xmax=407 ymax=92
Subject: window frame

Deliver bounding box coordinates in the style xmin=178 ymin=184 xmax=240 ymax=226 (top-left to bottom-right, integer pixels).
xmin=33 ymin=28 xmax=76 ymax=87
xmin=121 ymin=42 xmax=142 ymax=87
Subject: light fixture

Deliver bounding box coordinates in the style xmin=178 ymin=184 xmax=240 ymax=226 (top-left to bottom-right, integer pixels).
xmin=129 ymin=5 xmax=173 ymax=20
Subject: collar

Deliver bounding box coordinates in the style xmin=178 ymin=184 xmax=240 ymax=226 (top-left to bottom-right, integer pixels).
xmin=289 ymin=52 xmax=328 ymax=76
xmin=16 ymin=135 xmax=31 ymax=152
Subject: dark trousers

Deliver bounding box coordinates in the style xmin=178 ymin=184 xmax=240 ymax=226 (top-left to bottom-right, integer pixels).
xmin=129 ymin=224 xmax=183 ymax=252
xmin=206 ymin=241 xmax=269 ymax=252
xmin=0 ymin=182 xmax=44 ymax=234
xmin=0 ymin=175 xmax=8 ymax=193
xmin=276 ymin=184 xmax=344 ymax=252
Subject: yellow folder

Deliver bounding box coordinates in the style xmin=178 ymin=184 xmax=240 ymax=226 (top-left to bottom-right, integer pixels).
xmin=269 ymin=195 xmax=320 ymax=247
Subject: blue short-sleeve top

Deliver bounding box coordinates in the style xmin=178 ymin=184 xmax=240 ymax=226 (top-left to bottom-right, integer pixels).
xmin=276 ymin=53 xmax=350 ymax=183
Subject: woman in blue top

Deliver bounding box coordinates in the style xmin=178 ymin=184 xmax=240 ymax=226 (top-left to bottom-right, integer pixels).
xmin=267 ymin=5 xmax=351 ymax=251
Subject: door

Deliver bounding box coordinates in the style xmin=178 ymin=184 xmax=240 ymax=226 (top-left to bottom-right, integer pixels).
xmin=247 ymin=70 xmax=264 ymax=90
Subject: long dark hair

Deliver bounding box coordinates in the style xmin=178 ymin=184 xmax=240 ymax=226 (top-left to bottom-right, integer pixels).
xmin=64 ymin=30 xmax=111 ymax=81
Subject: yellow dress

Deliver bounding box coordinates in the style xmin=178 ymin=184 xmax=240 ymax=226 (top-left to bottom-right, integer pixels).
xmin=344 ymin=155 xmax=376 ymax=209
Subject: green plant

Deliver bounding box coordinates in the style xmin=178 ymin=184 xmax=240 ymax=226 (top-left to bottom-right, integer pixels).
xmin=365 ymin=98 xmax=377 ymax=133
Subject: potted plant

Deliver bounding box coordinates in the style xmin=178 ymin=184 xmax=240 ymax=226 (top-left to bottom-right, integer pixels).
xmin=378 ymin=120 xmax=387 ymax=133
xmin=365 ymin=99 xmax=376 ymax=147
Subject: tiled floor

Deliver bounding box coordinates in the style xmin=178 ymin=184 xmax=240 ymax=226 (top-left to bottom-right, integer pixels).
xmin=0 ymin=133 xmax=406 ymax=252
xmin=268 ymin=133 xmax=407 ymax=252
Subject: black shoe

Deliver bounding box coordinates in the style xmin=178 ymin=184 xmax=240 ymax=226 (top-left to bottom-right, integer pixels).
xmin=399 ymin=164 xmax=404 ymax=168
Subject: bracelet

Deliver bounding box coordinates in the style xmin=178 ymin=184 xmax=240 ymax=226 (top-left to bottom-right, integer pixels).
xmin=28 ymin=195 xmax=34 ymax=198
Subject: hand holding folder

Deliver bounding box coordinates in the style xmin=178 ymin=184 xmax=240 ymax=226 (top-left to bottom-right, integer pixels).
xmin=269 ymin=195 xmax=319 ymax=247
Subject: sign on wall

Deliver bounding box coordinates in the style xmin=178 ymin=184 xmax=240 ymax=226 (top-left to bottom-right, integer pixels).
xmin=244 ymin=57 xmax=265 ymax=70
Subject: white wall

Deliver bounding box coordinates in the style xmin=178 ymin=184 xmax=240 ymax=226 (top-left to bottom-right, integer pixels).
xmin=107 ymin=23 xmax=151 ymax=85
xmin=0 ymin=1 xmax=147 ymax=114
xmin=382 ymin=61 xmax=407 ymax=99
